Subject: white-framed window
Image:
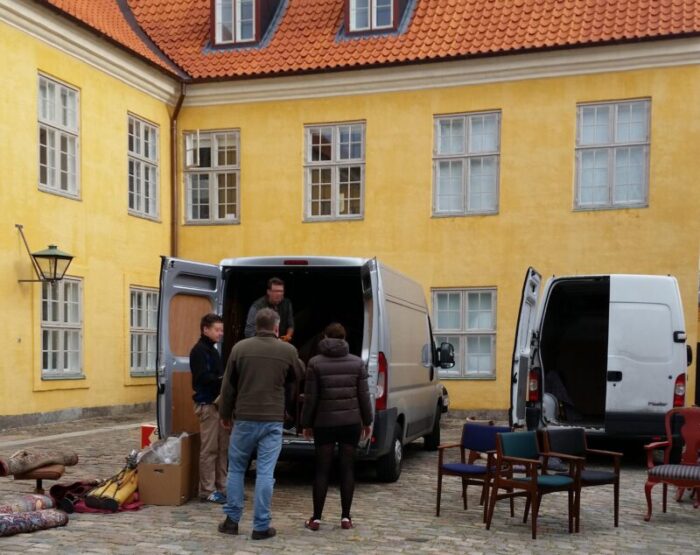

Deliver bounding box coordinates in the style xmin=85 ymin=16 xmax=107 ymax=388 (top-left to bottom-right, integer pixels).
xmin=349 ymin=0 xmax=393 ymax=31
xmin=433 ymin=112 xmax=500 ymax=216
xmin=38 ymin=75 xmax=79 ymax=197
xmin=432 ymin=288 xmax=496 ymax=379
xmin=575 ymin=99 xmax=650 ymax=209
xmin=184 ymin=130 xmax=240 ymax=224
xmin=304 ymin=123 xmax=365 ymax=220
xmin=215 ymin=0 xmax=256 ymax=44
xmin=41 ymin=278 xmax=82 ymax=378
xmin=130 ymin=287 xmax=158 ymax=376
xmin=128 ymin=115 xmax=159 ymax=219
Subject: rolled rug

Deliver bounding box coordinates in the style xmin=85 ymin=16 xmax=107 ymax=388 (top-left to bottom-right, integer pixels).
xmin=0 ymin=509 xmax=68 ymax=537
xmin=0 ymin=449 xmax=79 ymax=476
xmin=0 ymin=494 xmax=54 ymax=514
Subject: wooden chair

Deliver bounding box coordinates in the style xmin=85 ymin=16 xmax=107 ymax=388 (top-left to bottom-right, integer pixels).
xmin=544 ymin=428 xmax=621 ymax=530
xmin=14 ymin=464 xmax=65 ymax=494
xmin=485 ymin=431 xmax=581 ymax=539
xmin=436 ymin=422 xmax=510 ymax=520
xmin=643 ymin=406 xmax=700 ymax=521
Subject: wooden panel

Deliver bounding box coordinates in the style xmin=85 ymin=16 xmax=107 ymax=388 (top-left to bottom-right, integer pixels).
xmin=172 ymin=371 xmax=200 ymax=435
xmin=169 ymin=294 xmax=213 ymax=357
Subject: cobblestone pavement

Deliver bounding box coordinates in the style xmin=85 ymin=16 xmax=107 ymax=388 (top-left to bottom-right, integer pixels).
xmin=1 ymin=413 xmax=697 ymax=554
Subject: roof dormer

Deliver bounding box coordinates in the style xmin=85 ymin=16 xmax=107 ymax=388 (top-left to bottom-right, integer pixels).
xmin=212 ymin=0 xmax=281 ymax=47
xmin=345 ymin=0 xmax=410 ymax=35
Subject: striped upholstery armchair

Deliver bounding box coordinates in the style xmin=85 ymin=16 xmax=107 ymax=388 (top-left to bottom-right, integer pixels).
xmin=643 ymin=407 xmax=700 ymax=521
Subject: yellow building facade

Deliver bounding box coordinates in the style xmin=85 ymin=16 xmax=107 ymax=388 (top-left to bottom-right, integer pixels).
xmin=1 ymin=1 xmax=699 ymax=424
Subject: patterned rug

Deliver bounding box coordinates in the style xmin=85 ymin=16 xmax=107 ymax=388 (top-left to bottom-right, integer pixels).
xmin=0 ymin=494 xmax=54 ymax=514
xmin=0 ymin=509 xmax=68 ymax=537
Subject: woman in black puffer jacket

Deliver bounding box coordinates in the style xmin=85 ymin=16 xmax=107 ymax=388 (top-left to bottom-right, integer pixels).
xmin=301 ymin=322 xmax=372 ymax=531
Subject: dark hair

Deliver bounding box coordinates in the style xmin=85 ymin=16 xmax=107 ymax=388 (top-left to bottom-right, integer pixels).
xmin=324 ymin=322 xmax=346 ymax=340
xmin=256 ymin=308 xmax=280 ymax=332
xmin=200 ymin=313 xmax=223 ymax=333
xmin=267 ymin=277 xmax=284 ymax=290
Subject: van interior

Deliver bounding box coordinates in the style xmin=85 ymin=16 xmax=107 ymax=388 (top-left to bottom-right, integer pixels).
xmin=540 ymin=277 xmax=610 ymax=427
xmin=221 ymin=265 xmax=368 ymax=364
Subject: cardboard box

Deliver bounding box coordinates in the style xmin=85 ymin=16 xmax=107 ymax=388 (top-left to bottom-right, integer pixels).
xmin=138 ymin=433 xmax=199 ymax=506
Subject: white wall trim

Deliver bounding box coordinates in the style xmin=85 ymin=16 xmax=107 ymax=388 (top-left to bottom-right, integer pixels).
xmin=1 ymin=0 xmax=180 ymax=105
xmin=184 ymin=37 xmax=700 ymax=106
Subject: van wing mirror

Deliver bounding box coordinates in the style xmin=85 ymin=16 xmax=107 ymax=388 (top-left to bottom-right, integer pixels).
xmin=437 ymin=342 xmax=455 ymax=369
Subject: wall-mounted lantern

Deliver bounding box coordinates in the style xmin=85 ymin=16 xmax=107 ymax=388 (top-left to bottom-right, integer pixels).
xmin=15 ymin=224 xmax=74 ymax=283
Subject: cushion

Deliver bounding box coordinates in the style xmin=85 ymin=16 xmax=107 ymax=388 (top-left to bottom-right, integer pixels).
xmin=649 ymin=464 xmax=700 ymax=481
xmin=14 ymin=464 xmax=65 ymax=481
xmin=515 ymin=475 xmax=573 ymax=487
xmin=442 ymin=463 xmax=488 ymax=475
xmin=461 ymin=423 xmax=511 ymax=453
xmin=580 ymin=469 xmax=616 ymax=483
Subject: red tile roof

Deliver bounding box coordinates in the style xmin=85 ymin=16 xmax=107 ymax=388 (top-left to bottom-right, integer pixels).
xmin=40 ymin=1 xmax=700 ymax=81
xmin=41 ymin=0 xmax=184 ymax=76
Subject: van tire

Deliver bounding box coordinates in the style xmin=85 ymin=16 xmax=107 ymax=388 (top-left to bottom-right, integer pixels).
xmin=423 ymin=408 xmax=441 ymax=451
xmin=376 ymin=424 xmax=403 ymax=483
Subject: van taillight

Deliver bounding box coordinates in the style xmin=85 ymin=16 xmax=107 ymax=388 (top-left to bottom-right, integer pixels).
xmin=673 ymin=374 xmax=686 ymax=407
xmin=376 ymin=352 xmax=388 ymax=411
xmin=528 ymin=369 xmax=540 ymax=403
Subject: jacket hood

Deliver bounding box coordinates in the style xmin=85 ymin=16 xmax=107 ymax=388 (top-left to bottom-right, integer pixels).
xmin=318 ymin=338 xmax=349 ymax=357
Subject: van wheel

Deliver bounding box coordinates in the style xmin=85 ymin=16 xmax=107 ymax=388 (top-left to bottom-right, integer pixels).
xmin=423 ymin=408 xmax=441 ymax=451
xmin=376 ymin=424 xmax=403 ymax=483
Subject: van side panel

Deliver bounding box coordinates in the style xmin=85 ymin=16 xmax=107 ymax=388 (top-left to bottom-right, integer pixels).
xmin=606 ymin=275 xmax=686 ymax=436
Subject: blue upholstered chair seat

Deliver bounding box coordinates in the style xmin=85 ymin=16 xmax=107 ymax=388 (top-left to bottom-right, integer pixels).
xmin=442 ymin=463 xmax=488 ymax=475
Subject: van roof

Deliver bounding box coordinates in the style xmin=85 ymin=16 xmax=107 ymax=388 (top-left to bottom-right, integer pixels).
xmin=219 ymin=256 xmax=369 ymax=267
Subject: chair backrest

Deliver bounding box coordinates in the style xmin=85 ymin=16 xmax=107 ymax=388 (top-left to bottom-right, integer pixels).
xmin=545 ymin=428 xmax=586 ymax=457
xmin=461 ymin=423 xmax=511 ymax=453
xmin=664 ymin=407 xmax=700 ymax=465
xmin=498 ymin=431 xmax=539 ymax=460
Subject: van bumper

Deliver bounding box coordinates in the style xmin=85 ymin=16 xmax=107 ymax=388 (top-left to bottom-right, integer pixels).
xmin=602 ymin=412 xmax=667 ymax=441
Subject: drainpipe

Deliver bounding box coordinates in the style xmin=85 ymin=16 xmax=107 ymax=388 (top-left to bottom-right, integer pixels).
xmin=169 ymin=83 xmax=186 ymax=257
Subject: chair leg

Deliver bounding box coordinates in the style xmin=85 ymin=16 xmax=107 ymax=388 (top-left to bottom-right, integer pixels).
xmin=481 ymin=480 xmax=490 ymax=523
xmin=531 ymin=491 xmax=540 ymax=540
xmin=509 ymin=491 xmax=514 ymax=517
xmin=568 ymin=489 xmax=573 ymax=533
xmin=436 ymin=472 xmax=442 ymax=517
xmin=34 ymin=479 xmax=44 ymax=495
xmin=485 ymin=482 xmax=498 ymax=530
xmin=613 ymin=480 xmax=619 ymax=527
xmin=523 ymin=495 xmax=530 ymax=523
xmin=644 ymin=480 xmax=655 ymax=522
xmin=662 ymin=483 xmax=667 ymax=513
xmin=462 ymin=477 xmax=468 ymax=510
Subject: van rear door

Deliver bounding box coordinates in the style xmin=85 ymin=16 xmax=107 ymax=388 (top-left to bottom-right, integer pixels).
xmin=156 ymin=256 xmax=223 ymax=438
xmin=605 ymin=275 xmax=686 ymax=436
xmin=510 ymin=267 xmax=542 ymax=427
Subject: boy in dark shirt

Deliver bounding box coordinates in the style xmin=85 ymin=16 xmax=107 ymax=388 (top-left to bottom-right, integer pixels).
xmin=190 ymin=313 xmax=229 ymax=503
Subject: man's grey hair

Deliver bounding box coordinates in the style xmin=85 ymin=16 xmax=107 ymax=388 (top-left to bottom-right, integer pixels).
xmin=255 ymin=307 xmax=280 ymax=332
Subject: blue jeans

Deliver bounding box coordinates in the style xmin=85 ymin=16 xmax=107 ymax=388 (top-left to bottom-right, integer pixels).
xmin=223 ymin=420 xmax=283 ymax=531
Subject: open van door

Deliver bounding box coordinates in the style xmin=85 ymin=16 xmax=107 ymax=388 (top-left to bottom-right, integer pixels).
xmin=510 ymin=267 xmax=542 ymax=428
xmin=156 ymin=256 xmax=223 ymax=438
xmin=605 ymin=275 xmax=687 ymax=437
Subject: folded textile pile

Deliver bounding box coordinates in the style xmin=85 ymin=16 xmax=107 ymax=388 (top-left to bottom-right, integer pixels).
xmin=0 ymin=449 xmax=79 ymax=476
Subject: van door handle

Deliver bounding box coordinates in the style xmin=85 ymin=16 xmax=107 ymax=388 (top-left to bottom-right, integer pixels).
xmin=607 ymin=371 xmax=622 ymax=382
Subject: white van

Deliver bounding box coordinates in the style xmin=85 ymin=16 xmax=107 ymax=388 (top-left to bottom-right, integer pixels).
xmin=156 ymin=256 xmax=454 ymax=482
xmin=510 ymin=268 xmax=691 ymax=440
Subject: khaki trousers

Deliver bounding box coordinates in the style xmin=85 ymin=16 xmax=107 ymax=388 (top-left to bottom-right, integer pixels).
xmin=194 ymin=403 xmax=230 ymax=497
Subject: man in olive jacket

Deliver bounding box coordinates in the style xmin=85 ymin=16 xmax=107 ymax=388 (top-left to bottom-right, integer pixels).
xmin=217 ymin=308 xmax=303 ymax=540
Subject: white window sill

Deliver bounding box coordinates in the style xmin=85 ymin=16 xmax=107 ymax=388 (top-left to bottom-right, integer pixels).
xmin=128 ymin=210 xmax=161 ymax=223
xmin=184 ymin=219 xmax=240 ymax=226
xmin=573 ymin=203 xmax=648 ymax=212
xmin=41 ymin=373 xmax=85 ymax=381
xmin=432 ymin=210 xmax=499 ymax=218
xmin=38 ymin=185 xmax=80 ymax=201
xmin=303 ymin=215 xmax=364 ymax=223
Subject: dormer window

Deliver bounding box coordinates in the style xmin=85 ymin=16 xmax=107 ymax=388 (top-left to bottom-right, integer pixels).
xmin=215 ymin=0 xmax=256 ymax=44
xmin=347 ymin=0 xmax=406 ymax=34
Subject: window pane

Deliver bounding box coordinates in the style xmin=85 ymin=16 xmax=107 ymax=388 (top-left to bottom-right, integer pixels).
xmin=467 ymin=292 xmax=494 ymax=330
xmin=189 ymin=174 xmax=210 ymax=220
xmin=351 ymin=0 xmax=370 ymax=30
xmin=339 ymin=125 xmax=363 ymax=160
xmin=436 ymin=335 xmax=462 ymax=377
xmin=466 ymin=335 xmax=494 ymax=375
xmin=436 ymin=292 xmax=461 ymax=330
xmin=580 ymin=105 xmax=610 ymax=145
xmin=338 ymin=166 xmax=362 ymax=215
xmin=469 ymin=114 xmax=498 ymax=153
xmin=237 ymin=0 xmax=255 ymax=40
xmin=310 ymin=128 xmax=333 ymax=161
xmin=616 ymin=102 xmax=648 ymax=143
xmin=468 ymin=156 xmax=497 ymax=212
xmin=310 ymin=167 xmax=332 ymax=216
xmin=198 ymin=136 xmax=212 ymax=168
xmin=613 ymin=146 xmax=645 ymax=204
xmin=217 ymin=172 xmax=238 ymax=219
xmin=436 ymin=160 xmax=464 ymax=213
xmin=216 ymin=133 xmax=237 ymax=166
xmin=579 ymin=149 xmax=609 ymax=206
xmin=375 ymin=0 xmax=393 ymax=27
xmin=437 ymin=118 xmax=464 ymax=155
xmin=220 ymin=0 xmax=233 ymax=41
